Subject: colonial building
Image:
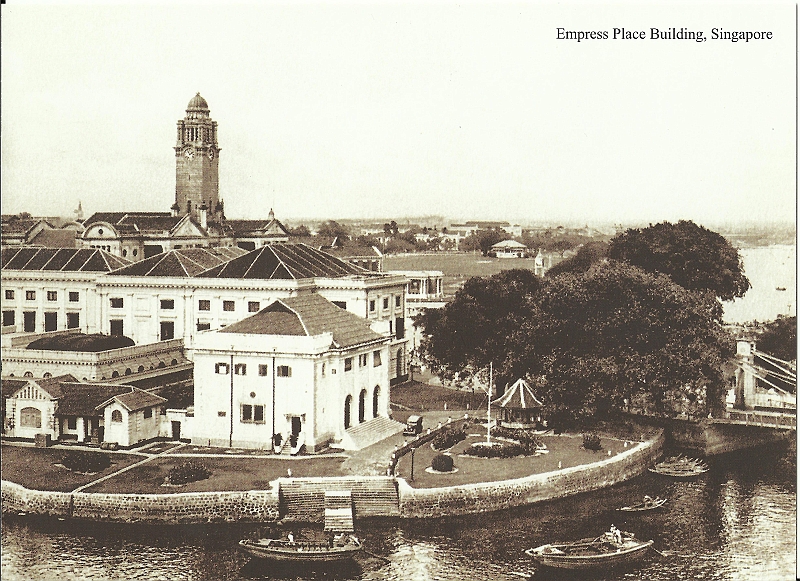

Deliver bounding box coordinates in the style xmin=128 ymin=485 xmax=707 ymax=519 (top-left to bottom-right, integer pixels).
xmin=2 ymin=374 xmax=166 ymax=447
xmin=490 ymin=239 xmax=529 ymax=258
xmin=190 ymin=294 xmax=404 ymax=451
xmin=1 ymin=243 xmax=410 ymax=384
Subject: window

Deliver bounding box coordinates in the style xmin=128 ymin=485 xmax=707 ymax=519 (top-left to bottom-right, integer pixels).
xmin=110 ymin=319 xmax=124 ymax=336
xmin=258 ymin=364 xmax=268 ymax=376
xmin=2 ymin=311 xmax=15 ymax=327
xmin=144 ymin=407 xmax=153 ymax=419
xmin=67 ymin=312 xmax=80 ymax=329
xmin=373 ymin=351 xmax=382 ymax=367
xmin=44 ymin=312 xmax=57 ymax=332
xmin=160 ymin=299 xmax=175 ymax=310
xmin=110 ymin=297 xmax=124 ymax=308
xmin=23 ymin=311 xmax=36 ymax=332
xmin=47 ymin=291 xmax=58 ymax=301
xmin=277 ymin=365 xmax=291 ymax=377
xmin=396 ymin=317 xmax=405 ymax=339
xmin=248 ymin=301 xmax=260 ymax=312
xmin=111 ymin=410 xmax=123 ymax=423
xmin=69 ymin=292 xmax=79 ymax=302
xmin=215 ymin=362 xmax=229 ymax=375
xmin=344 ymin=357 xmax=353 ymax=372
xmin=359 ymin=353 xmax=368 ymax=367
xmin=26 ymin=291 xmax=36 ymax=301
xmin=321 ymin=363 xmax=326 ymax=377
xmin=20 ymin=407 xmax=42 ymax=428
xmin=218 ymin=411 xmax=227 ymax=417
xmin=235 ymin=363 xmax=247 ymax=375
xmin=369 ymin=300 xmax=375 ymax=312
xmin=395 ymin=295 xmax=401 ymax=308
xmin=198 ymin=299 xmax=211 ymax=311
xmin=223 ymin=300 xmax=235 ymax=312
xmin=67 ymin=417 xmax=77 ymax=430
xmin=5 ymin=290 xmax=14 ymax=300
xmin=389 ymin=320 xmax=393 ymax=334
xmin=197 ymin=322 xmax=211 ymax=331
xmin=241 ymin=404 xmax=265 ymax=423
xmin=383 ymin=297 xmax=389 ymax=310
xmin=160 ymin=321 xmax=175 ymax=340
xmin=333 ymin=301 xmax=346 ymax=309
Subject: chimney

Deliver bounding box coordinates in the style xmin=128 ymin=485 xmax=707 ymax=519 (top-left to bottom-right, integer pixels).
xmin=199 ymin=204 xmax=208 ymax=230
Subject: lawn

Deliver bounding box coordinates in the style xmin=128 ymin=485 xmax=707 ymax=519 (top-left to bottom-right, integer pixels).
xmin=391 ymin=380 xmax=486 ymax=412
xmin=394 ymin=432 xmax=639 ymax=488
xmin=1 ymin=445 xmax=145 ymax=492
xmin=84 ymin=454 xmax=347 ymax=494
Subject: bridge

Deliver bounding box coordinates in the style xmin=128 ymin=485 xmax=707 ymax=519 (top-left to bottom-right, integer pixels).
xmin=713 ymin=409 xmax=795 ymax=430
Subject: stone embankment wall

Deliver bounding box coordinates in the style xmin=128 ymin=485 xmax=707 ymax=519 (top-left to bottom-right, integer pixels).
xmin=397 ymin=431 xmax=664 ymax=519
xmin=2 ymin=480 xmax=280 ymax=524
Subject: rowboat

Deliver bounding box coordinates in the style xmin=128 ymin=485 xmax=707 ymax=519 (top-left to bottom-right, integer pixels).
xmin=617 ymin=497 xmax=667 ymax=512
xmin=238 ymin=536 xmax=362 ymax=563
xmin=649 ymin=456 xmax=708 ymax=478
xmin=525 ymin=533 xmax=653 ymax=571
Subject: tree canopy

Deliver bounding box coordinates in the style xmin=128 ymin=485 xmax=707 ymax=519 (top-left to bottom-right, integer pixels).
xmin=608 ymin=220 xmax=750 ymax=301
xmin=755 ymin=316 xmax=797 ymax=362
xmin=545 ymin=241 xmax=609 ymax=277
xmin=316 ymin=220 xmax=350 ymax=240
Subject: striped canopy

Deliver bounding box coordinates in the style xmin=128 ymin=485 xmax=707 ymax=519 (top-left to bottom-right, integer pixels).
xmin=491 ymin=378 xmax=543 ymax=409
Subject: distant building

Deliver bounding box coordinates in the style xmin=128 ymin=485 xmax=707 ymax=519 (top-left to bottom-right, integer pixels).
xmin=490 ymin=239 xmax=528 ymax=258
xmin=386 ymin=270 xmax=446 ymax=355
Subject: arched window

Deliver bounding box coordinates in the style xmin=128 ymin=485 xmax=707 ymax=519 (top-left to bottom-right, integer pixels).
xmin=43 ymin=372 xmax=52 ymax=379
xmin=171 ymin=359 xmax=178 ymax=366
xmin=111 ymin=410 xmax=123 ymax=423
xmin=20 ymin=407 xmax=42 ymax=428
xmin=23 ymin=371 xmax=33 ymax=378
xmin=344 ymin=395 xmax=352 ymax=430
xmin=158 ymin=361 xmax=166 ymax=369
xmin=372 ymin=386 xmax=380 ymax=418
xmin=358 ymin=389 xmax=367 ymax=423
xmin=111 ymin=370 xmax=119 ymax=378
xmin=124 ymin=368 xmax=132 ymax=376
xmin=138 ymin=365 xmax=145 ymax=373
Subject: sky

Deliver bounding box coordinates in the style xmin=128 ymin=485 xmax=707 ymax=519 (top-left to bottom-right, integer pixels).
xmin=1 ymin=1 xmax=796 ymax=226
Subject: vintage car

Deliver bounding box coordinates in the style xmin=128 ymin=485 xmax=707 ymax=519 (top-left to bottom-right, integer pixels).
xmin=404 ymin=415 xmax=423 ymax=436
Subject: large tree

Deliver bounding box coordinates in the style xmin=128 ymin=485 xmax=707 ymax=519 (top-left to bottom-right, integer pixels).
xmin=534 ymin=261 xmax=733 ymax=424
xmin=415 ymin=269 xmax=543 ymax=387
xmin=756 ymin=316 xmax=797 ymax=362
xmin=608 ymin=220 xmax=750 ymax=301
xmin=316 ymin=220 xmax=350 ymax=241
xmin=545 ymin=241 xmax=609 ymax=277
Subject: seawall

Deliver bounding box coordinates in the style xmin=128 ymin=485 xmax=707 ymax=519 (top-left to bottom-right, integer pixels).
xmin=396 ymin=430 xmax=664 ymax=519
xmin=2 ymin=431 xmax=663 ymax=523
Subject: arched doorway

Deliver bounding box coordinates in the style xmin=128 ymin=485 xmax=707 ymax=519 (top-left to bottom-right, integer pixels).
xmin=372 ymin=386 xmax=380 ymax=418
xmin=358 ymin=389 xmax=367 ymax=423
xmin=344 ymin=395 xmax=352 ymax=429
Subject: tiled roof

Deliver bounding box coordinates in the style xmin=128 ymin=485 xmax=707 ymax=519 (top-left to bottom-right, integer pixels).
xmin=2 ymin=378 xmax=28 ymax=399
xmin=119 ymin=215 xmax=182 ymax=233
xmin=26 ymin=333 xmax=135 ymax=352
xmin=107 ymin=247 xmax=248 ymax=277
xmin=5 ymin=374 xmax=80 ymax=400
xmin=104 ymin=388 xmax=167 ymax=412
xmin=1 ymin=247 xmax=130 ymax=272
xmin=491 ymin=378 xmax=543 ymax=409
xmin=1 ymin=218 xmax=50 ymax=236
xmin=323 ymin=244 xmax=382 ymax=258
xmin=29 ymin=228 xmax=78 ymax=248
xmin=84 ymin=212 xmax=171 ymax=226
xmin=198 ymin=243 xmax=373 ymax=280
xmin=54 ymin=383 xmax=131 ymax=416
xmin=220 ymin=293 xmax=384 ymax=348
xmin=227 ymin=219 xmax=290 ymax=237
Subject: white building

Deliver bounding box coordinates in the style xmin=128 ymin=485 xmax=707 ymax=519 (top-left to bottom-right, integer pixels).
xmin=490 ymin=239 xmax=529 ymax=258
xmin=190 ymin=294 xmax=404 ymax=451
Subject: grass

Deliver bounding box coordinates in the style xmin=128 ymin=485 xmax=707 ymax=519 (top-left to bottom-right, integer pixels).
xmin=384 ymin=253 xmax=542 ymax=296
xmin=84 ymin=455 xmax=347 ymax=494
xmin=395 ymin=432 xmax=639 ymax=489
xmin=1 ymin=445 xmax=144 ymax=492
xmin=391 ymin=380 xmax=486 ymax=412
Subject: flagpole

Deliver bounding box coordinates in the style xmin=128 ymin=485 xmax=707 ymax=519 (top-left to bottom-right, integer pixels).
xmin=487 ymin=362 xmax=492 ymax=445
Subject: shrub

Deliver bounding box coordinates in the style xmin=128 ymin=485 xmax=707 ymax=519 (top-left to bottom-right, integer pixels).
xmin=167 ymin=461 xmax=211 ymax=485
xmin=582 ymin=433 xmax=602 ymax=451
xmin=431 ymin=454 xmax=454 ymax=472
xmin=60 ymin=451 xmax=111 ymax=473
xmin=464 ymin=442 xmax=527 ymax=458
xmin=491 ymin=426 xmax=544 ymax=453
xmin=432 ymin=427 xmax=466 ymax=451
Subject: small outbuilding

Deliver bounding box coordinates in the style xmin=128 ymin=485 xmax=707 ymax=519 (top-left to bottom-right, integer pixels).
xmin=492 ymin=378 xmax=543 ymax=429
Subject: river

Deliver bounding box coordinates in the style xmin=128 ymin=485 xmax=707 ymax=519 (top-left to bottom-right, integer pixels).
xmin=1 ymin=443 xmax=795 ymax=581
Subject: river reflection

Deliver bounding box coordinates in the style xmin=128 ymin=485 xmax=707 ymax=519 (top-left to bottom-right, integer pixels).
xmin=2 ymin=444 xmax=795 ymax=581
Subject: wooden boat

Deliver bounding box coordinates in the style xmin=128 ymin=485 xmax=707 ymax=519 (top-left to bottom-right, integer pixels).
xmin=649 ymin=455 xmax=708 ymax=478
xmin=525 ymin=533 xmax=653 ymax=571
xmin=618 ymin=497 xmax=667 ymax=512
xmin=238 ymin=536 xmax=362 ymax=563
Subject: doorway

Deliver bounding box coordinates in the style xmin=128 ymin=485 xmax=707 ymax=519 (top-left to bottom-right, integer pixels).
xmin=171 ymin=421 xmax=181 ymax=440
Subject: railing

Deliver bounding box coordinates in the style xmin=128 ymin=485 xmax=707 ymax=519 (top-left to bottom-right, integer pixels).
xmin=716 ymin=410 xmax=796 ymax=430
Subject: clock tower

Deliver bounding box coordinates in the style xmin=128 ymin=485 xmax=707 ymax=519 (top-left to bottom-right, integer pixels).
xmin=175 ymin=93 xmax=221 ymax=223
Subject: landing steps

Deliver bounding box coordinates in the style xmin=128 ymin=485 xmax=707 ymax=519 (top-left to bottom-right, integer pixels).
xmin=324 ymin=490 xmax=354 ymax=532
xmin=280 ymin=477 xmax=400 ymax=523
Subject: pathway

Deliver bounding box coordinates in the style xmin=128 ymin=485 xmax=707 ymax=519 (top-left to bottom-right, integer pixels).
xmin=71 ymin=443 xmax=187 ymax=493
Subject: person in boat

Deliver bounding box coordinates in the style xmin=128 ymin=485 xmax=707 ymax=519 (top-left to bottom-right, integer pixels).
xmin=643 ymin=494 xmax=653 ymax=506
xmin=608 ymin=524 xmax=622 ymax=545
xmin=287 ymin=532 xmax=295 ymax=545
xmin=333 ymin=533 xmax=347 ymax=547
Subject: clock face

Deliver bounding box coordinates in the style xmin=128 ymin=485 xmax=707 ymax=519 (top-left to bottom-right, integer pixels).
xmin=207 ymin=149 xmax=215 ymax=160
xmin=183 ymin=147 xmax=195 ymax=160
